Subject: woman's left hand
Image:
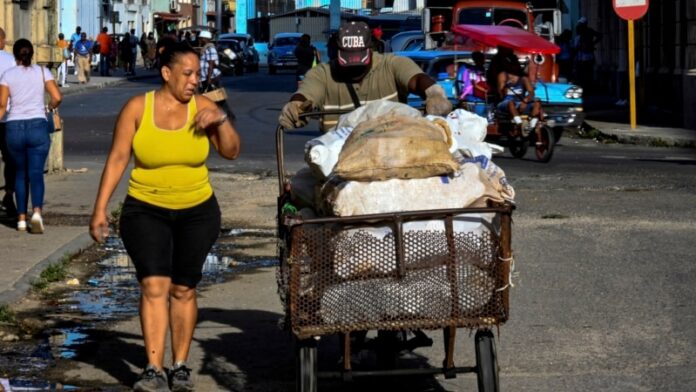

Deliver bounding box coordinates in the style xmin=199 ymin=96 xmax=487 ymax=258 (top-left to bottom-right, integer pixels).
xmin=194 ymin=107 xmax=227 ymax=131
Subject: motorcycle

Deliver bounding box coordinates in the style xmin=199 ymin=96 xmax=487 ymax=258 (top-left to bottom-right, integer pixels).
xmin=452 ymin=25 xmax=561 ymax=162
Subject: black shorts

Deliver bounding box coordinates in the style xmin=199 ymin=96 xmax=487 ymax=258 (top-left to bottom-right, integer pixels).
xmin=119 ymin=194 xmax=221 ymax=287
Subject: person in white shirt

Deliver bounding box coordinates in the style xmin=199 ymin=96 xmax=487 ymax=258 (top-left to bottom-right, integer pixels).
xmin=0 ymin=27 xmax=17 ymax=217
xmin=0 ymin=38 xmax=62 ymax=233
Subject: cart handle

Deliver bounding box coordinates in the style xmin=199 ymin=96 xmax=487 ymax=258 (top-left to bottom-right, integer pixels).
xmin=276 ymin=110 xmax=353 ymax=196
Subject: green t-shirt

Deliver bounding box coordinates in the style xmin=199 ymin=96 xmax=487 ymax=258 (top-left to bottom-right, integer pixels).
xmin=297 ymin=52 xmax=423 ymax=131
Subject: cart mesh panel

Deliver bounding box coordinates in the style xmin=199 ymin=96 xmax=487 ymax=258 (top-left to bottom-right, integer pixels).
xmin=279 ymin=216 xmax=509 ymax=339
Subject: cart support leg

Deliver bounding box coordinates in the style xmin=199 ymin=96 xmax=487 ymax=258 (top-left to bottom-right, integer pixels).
xmin=443 ymin=326 xmax=457 ymax=379
xmin=342 ymin=332 xmax=353 ymax=381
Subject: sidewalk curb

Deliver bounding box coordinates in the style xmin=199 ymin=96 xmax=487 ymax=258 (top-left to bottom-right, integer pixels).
xmin=585 ymin=120 xmax=696 ymax=148
xmin=0 ymin=232 xmax=94 ymax=305
xmin=59 ymin=73 xmax=159 ymax=97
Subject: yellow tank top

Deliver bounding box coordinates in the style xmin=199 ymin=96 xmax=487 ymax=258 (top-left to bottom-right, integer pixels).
xmin=127 ymin=91 xmax=213 ymax=209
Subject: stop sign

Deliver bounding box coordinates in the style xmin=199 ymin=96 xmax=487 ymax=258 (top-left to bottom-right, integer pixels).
xmin=613 ymin=0 xmax=649 ymax=21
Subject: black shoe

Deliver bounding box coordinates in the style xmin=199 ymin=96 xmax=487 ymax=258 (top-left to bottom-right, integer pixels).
xmin=133 ymin=364 xmax=169 ymax=392
xmin=169 ymin=363 xmax=194 ymax=392
xmin=2 ymin=194 xmax=17 ymax=217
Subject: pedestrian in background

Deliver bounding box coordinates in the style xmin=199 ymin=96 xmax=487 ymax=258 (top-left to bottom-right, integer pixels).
xmin=0 ymin=27 xmax=17 ymax=217
xmin=130 ymin=29 xmax=139 ymax=75
xmin=557 ymin=29 xmax=573 ymax=82
xmin=294 ymin=33 xmax=320 ymax=85
xmin=73 ymin=32 xmax=92 ymax=84
xmin=96 ymin=27 xmax=113 ymax=77
xmin=197 ymin=31 xmax=221 ymax=92
xmin=144 ymin=32 xmax=157 ymax=70
xmin=89 ymin=41 xmax=240 ymax=391
xmin=573 ymin=17 xmax=602 ymax=92
xmin=120 ymin=32 xmax=134 ymax=76
xmin=0 ymin=38 xmax=62 ymax=233
xmin=139 ymin=33 xmax=148 ymax=67
xmin=371 ymin=26 xmax=385 ymax=54
xmin=70 ymin=26 xmax=81 ymax=76
xmin=55 ymin=33 xmax=70 ymax=87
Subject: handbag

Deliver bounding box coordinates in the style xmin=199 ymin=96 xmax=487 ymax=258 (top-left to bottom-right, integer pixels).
xmin=41 ymin=66 xmax=62 ymax=132
xmin=201 ymin=83 xmax=228 ymax=103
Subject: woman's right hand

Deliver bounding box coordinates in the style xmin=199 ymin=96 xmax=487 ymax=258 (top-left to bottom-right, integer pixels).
xmin=89 ymin=210 xmax=110 ymax=243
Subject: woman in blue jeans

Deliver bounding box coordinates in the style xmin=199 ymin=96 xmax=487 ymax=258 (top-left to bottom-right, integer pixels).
xmin=0 ymin=38 xmax=62 ymax=232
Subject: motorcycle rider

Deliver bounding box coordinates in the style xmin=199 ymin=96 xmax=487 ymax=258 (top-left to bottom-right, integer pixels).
xmin=279 ymin=21 xmax=452 ymax=131
xmin=496 ymin=56 xmax=542 ymax=139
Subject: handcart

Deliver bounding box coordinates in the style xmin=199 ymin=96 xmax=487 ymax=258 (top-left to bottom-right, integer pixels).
xmin=276 ymin=112 xmax=515 ymax=392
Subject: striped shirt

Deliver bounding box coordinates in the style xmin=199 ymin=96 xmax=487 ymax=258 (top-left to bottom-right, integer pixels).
xmin=200 ymin=44 xmax=221 ymax=83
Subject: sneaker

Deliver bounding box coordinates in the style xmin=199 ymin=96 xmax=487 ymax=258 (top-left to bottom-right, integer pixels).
xmin=17 ymin=220 xmax=27 ymax=231
xmin=169 ymin=363 xmax=194 ymax=392
xmin=133 ymin=364 xmax=169 ymax=392
xmin=29 ymin=212 xmax=44 ymax=234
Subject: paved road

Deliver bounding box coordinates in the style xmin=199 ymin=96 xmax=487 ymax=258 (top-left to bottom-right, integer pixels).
xmin=25 ymin=72 xmax=696 ymax=390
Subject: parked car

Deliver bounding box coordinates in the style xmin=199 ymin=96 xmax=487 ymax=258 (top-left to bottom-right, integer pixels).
xmin=216 ymin=38 xmax=245 ymax=75
xmin=398 ymin=50 xmax=584 ymax=140
xmin=219 ymin=33 xmax=260 ymax=72
xmin=267 ymin=32 xmax=302 ymax=74
xmin=387 ymin=30 xmax=424 ymax=52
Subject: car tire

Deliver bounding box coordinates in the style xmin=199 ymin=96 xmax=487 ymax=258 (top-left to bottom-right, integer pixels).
xmin=269 ymin=65 xmax=276 ymax=75
xmin=235 ymin=64 xmax=244 ymax=76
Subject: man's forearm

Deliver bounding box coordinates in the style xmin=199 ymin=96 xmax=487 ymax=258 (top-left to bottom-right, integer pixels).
xmin=407 ymin=73 xmax=436 ymax=98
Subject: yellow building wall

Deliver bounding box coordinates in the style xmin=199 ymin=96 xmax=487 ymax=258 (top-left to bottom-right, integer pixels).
xmin=0 ymin=0 xmax=62 ymax=67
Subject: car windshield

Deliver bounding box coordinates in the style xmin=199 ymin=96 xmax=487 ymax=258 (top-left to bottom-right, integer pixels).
xmin=218 ymin=40 xmax=241 ymax=51
xmin=458 ymin=8 xmax=528 ymax=29
xmin=403 ymin=39 xmax=424 ymax=51
xmin=274 ymin=37 xmax=300 ymax=47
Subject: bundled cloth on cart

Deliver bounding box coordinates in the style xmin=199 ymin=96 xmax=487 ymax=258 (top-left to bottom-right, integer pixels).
xmin=328 ymin=212 xmax=499 ymax=279
xmin=319 ymin=263 xmax=497 ymax=325
xmin=332 ymin=112 xmax=460 ymax=181
xmin=304 ymin=101 xmax=423 ymax=179
xmin=320 ymin=158 xmax=514 ymax=217
xmin=303 ymin=103 xmax=503 ymax=181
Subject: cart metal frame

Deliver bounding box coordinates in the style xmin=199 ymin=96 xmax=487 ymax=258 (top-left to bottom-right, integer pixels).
xmin=276 ymin=113 xmax=514 ymax=391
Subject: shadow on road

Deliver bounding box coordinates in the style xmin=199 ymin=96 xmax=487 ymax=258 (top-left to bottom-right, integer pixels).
xmin=196 ymin=308 xmax=455 ymax=391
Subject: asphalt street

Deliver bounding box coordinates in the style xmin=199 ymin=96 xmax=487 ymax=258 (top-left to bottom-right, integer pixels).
xmin=3 ymin=70 xmax=696 ymax=391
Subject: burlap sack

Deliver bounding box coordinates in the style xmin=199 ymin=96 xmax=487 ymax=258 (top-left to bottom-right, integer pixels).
xmin=332 ymin=113 xmax=460 ymax=181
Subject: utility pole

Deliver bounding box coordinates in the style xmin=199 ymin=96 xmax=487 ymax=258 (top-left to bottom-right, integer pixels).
xmin=329 ymin=0 xmax=340 ymax=32
xmin=216 ymin=0 xmax=222 ymax=35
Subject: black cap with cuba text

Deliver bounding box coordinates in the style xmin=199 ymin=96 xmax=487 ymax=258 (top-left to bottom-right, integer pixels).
xmin=337 ymin=21 xmax=372 ymax=67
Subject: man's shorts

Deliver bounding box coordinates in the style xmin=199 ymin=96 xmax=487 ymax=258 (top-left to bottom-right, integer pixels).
xmin=497 ymin=98 xmax=534 ymax=115
xmin=119 ymin=195 xmax=221 ymax=288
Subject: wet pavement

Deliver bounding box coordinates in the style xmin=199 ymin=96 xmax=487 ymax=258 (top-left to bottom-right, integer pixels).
xmin=0 ymin=227 xmax=277 ymax=390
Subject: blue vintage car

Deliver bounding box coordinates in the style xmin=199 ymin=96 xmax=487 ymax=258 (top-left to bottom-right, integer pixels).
xmin=397 ymin=50 xmax=584 ymax=140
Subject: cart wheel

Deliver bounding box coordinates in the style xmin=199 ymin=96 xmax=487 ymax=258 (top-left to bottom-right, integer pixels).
xmin=509 ymin=137 xmax=528 ymax=159
xmin=296 ymin=338 xmax=318 ymax=392
xmin=475 ymin=330 xmax=499 ymax=392
xmin=535 ymin=125 xmax=555 ymax=162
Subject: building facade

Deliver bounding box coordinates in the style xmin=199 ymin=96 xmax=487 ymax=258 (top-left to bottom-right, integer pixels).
xmin=571 ymin=0 xmax=696 ymax=130
xmin=0 ymin=0 xmax=61 ymax=66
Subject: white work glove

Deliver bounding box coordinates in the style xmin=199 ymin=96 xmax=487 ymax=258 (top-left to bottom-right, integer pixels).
xmin=424 ymin=84 xmax=453 ymax=117
xmin=279 ymin=100 xmax=313 ymax=129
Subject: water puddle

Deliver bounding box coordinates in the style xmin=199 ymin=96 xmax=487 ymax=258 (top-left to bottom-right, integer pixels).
xmin=0 ymin=228 xmax=278 ymax=389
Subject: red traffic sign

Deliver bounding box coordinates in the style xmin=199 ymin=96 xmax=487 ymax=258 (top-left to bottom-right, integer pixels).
xmin=613 ymin=0 xmax=649 ymax=21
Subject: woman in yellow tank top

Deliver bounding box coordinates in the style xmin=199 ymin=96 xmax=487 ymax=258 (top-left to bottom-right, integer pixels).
xmin=89 ymin=42 xmax=240 ymax=390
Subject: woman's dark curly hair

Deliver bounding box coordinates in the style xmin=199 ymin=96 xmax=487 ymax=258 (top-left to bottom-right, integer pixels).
xmin=13 ymin=38 xmax=33 ymax=67
xmin=159 ymin=40 xmax=198 ymax=69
